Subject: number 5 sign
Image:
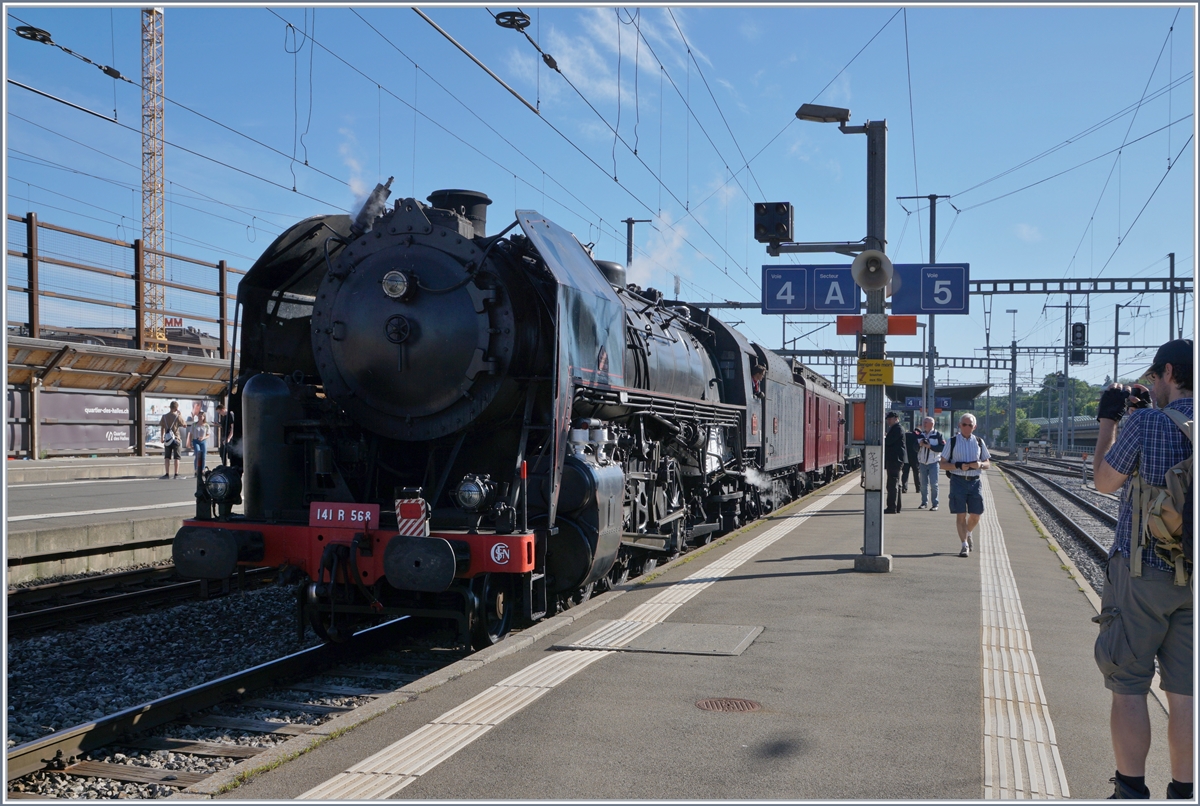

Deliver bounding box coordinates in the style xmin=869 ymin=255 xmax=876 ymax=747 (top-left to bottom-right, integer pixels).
xmin=889 ymin=263 xmax=970 ymax=315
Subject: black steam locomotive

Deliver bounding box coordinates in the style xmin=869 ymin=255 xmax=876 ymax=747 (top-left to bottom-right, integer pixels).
xmin=173 ymin=185 xmax=850 ymax=649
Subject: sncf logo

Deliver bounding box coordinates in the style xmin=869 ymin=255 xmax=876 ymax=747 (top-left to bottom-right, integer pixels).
xmin=490 ymin=543 xmax=511 ymax=565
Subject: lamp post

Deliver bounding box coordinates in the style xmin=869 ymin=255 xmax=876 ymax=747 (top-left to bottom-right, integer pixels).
xmin=796 ymin=103 xmax=891 ymax=572
xmin=1006 ymin=309 xmax=1018 ymax=455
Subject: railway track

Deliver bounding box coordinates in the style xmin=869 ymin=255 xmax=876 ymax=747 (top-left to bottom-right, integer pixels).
xmin=6 ymin=618 xmax=466 ymax=797
xmin=7 ymin=566 xmax=276 ymax=635
xmin=998 ymin=461 xmax=1114 ymax=558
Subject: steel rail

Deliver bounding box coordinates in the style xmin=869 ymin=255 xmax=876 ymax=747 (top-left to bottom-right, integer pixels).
xmin=998 ymin=463 xmax=1111 ymax=558
xmin=5 ymin=617 xmax=412 ymax=781
xmin=1000 ymin=462 xmax=1116 ymax=526
xmin=7 ymin=569 xmax=275 ymax=634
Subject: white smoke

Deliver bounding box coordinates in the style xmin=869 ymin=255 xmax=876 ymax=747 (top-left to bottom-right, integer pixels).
xmin=743 ymin=467 xmax=773 ymax=491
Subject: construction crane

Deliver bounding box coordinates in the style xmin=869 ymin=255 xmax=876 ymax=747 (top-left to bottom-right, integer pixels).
xmin=141 ymin=7 xmax=166 ymax=352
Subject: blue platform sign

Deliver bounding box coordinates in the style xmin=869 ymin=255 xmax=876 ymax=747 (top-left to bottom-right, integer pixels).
xmin=812 ymin=267 xmax=859 ymax=313
xmin=763 ymin=267 xmax=806 ymax=313
xmin=762 ymin=265 xmax=859 ymax=314
xmin=889 ymin=263 xmax=970 ymax=315
xmin=904 ymin=395 xmax=954 ymax=409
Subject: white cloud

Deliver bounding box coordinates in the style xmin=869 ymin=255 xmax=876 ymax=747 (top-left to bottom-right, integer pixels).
xmin=627 ymin=211 xmax=693 ymax=289
xmin=1015 ymin=223 xmax=1042 ymax=242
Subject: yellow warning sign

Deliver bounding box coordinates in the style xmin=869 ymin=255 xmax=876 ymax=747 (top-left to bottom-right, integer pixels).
xmin=857 ymin=359 xmax=894 ymax=386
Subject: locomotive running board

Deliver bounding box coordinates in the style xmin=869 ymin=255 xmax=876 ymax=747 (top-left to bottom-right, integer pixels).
xmin=552 ymin=620 xmax=763 ymax=656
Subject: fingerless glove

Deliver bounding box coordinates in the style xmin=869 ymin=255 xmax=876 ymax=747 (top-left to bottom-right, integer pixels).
xmin=1097 ymin=387 xmax=1129 ymax=422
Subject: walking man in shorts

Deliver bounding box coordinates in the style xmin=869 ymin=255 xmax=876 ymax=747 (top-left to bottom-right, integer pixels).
xmin=939 ymin=412 xmax=990 ymax=557
xmin=1092 ymin=338 xmax=1193 ymax=800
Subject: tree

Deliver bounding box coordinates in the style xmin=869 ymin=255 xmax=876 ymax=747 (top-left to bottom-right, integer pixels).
xmin=997 ymin=409 xmax=1042 ymax=445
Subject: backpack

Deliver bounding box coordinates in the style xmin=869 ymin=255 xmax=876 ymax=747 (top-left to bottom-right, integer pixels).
xmin=945 ymin=434 xmax=982 ymax=480
xmin=1129 ymin=407 xmax=1193 ymax=586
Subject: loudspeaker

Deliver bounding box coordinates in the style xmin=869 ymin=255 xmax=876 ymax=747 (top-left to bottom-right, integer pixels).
xmin=850 ymin=249 xmax=893 ymax=291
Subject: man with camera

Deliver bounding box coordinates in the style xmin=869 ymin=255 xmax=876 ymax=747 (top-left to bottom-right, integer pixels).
xmin=1092 ymin=338 xmax=1193 ymax=800
xmin=916 ymin=416 xmax=946 ymax=510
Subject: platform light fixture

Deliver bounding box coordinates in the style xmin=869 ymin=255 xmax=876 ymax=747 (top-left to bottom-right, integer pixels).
xmin=796 ymin=103 xmax=852 ymax=124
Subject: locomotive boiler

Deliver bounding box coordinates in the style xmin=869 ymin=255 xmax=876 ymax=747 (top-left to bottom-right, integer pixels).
xmin=173 ymin=183 xmax=849 ymax=649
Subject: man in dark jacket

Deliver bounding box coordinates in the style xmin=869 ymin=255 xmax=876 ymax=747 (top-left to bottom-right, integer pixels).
xmin=902 ymin=424 xmax=921 ymax=494
xmin=884 ymin=411 xmax=905 ymax=513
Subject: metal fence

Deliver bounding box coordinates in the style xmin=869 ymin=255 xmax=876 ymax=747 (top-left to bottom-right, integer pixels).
xmin=6 ymin=212 xmax=245 ymax=355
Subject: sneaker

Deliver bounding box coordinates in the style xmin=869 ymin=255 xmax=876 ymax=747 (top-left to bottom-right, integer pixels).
xmin=968 ymin=534 xmax=974 ymax=550
xmin=931 ymin=506 xmax=939 ymax=511
xmin=1109 ymin=776 xmax=1150 ymax=799
xmin=918 ymin=503 xmax=927 ymax=509
xmin=1166 ymin=781 xmax=1192 ymax=799
xmin=884 ymin=508 xmax=898 ymax=514
xmin=902 ymin=485 xmax=909 ymax=493
xmin=959 ymin=545 xmax=969 ymax=558
xmin=174 ymin=474 xmax=180 ymax=479
xmin=159 ymin=474 xmax=170 ymax=480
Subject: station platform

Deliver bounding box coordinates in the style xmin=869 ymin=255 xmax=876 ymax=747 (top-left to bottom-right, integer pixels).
xmin=189 ymin=470 xmax=1175 ymax=801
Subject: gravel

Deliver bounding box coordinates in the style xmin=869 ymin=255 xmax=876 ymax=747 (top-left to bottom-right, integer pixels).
xmin=7 ymin=585 xmax=319 ymax=749
xmin=1001 ymin=466 xmax=1118 ymax=596
xmin=6 ymin=580 xmax=470 ymax=798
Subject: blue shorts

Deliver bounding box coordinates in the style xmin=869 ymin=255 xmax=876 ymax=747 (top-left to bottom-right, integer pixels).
xmin=948 ymin=475 xmax=983 ymax=515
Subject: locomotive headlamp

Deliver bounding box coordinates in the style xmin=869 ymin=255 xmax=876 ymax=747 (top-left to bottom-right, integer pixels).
xmin=381 ymin=270 xmax=413 ymax=300
xmin=205 ymin=467 xmax=242 ymax=503
xmin=452 ymin=474 xmax=494 ymax=512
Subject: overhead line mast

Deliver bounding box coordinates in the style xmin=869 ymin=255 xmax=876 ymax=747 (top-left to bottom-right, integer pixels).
xmin=141 ymin=7 xmax=166 ymax=352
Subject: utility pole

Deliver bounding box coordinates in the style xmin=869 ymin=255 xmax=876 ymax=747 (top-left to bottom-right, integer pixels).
xmin=1114 ymin=303 xmax=1143 ymax=383
xmin=858 ymin=118 xmax=888 ymax=570
xmin=623 ymin=217 xmax=651 ymax=272
xmin=1062 ymin=303 xmax=1070 ymax=456
xmin=1169 ymin=251 xmax=1176 ymax=339
xmin=142 ymin=7 xmax=166 ymax=352
xmin=1009 ymin=339 xmax=1018 ymax=455
xmin=897 ymin=194 xmax=948 ymax=418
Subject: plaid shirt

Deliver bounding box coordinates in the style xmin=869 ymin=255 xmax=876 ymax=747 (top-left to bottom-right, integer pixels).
xmin=1104 ymin=398 xmax=1193 ymax=570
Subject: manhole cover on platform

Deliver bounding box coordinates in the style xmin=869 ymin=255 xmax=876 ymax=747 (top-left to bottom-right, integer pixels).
xmin=696 ymin=698 xmax=761 ymax=713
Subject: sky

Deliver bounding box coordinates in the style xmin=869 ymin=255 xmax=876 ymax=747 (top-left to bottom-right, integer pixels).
xmin=3 ymin=3 xmax=1197 ymax=413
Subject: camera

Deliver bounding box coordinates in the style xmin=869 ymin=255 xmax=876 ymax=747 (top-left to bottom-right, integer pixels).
xmin=1127 ymin=387 xmax=1151 ymax=409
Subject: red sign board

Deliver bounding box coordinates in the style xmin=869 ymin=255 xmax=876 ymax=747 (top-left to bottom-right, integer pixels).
xmin=836 ymin=315 xmax=918 ymax=335
xmin=308 ymin=502 xmax=380 ymax=528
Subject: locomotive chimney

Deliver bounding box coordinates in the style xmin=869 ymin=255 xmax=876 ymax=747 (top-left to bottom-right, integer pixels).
xmin=427 ymin=189 xmax=492 ymax=238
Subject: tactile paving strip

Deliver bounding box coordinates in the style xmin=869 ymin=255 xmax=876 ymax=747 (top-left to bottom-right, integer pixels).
xmin=978 ymin=475 xmax=1070 ymax=800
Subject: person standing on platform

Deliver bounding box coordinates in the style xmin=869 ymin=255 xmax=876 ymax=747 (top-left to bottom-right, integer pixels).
xmin=902 ymin=422 xmax=921 ymax=494
xmin=939 ymin=412 xmax=990 ymax=556
xmin=1091 ymin=338 xmax=1193 ymax=801
xmin=884 ymin=411 xmax=905 ymax=513
xmin=159 ymin=401 xmax=185 ymax=479
xmin=190 ymin=410 xmax=211 ymax=478
xmin=917 ymin=416 xmax=946 ymax=510
xmin=216 ymin=403 xmax=234 ymax=465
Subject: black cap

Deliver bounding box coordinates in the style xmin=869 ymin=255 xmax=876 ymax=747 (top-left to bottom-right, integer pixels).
xmin=886 ymin=411 xmax=899 ymax=420
xmin=1145 ymin=338 xmax=1193 ymax=377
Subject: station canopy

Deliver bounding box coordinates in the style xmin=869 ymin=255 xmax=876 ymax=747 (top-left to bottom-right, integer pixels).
xmin=7 ymin=335 xmax=232 ymax=397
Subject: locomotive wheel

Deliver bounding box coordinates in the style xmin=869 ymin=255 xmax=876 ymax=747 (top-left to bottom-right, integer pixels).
xmin=307 ymin=603 xmax=354 ymax=644
xmin=570 ymin=582 xmax=595 ymax=606
xmin=469 ymin=574 xmax=514 ymax=650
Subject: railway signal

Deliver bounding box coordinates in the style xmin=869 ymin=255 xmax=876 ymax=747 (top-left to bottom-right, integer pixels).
xmin=753 ymin=202 xmax=794 ymax=244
